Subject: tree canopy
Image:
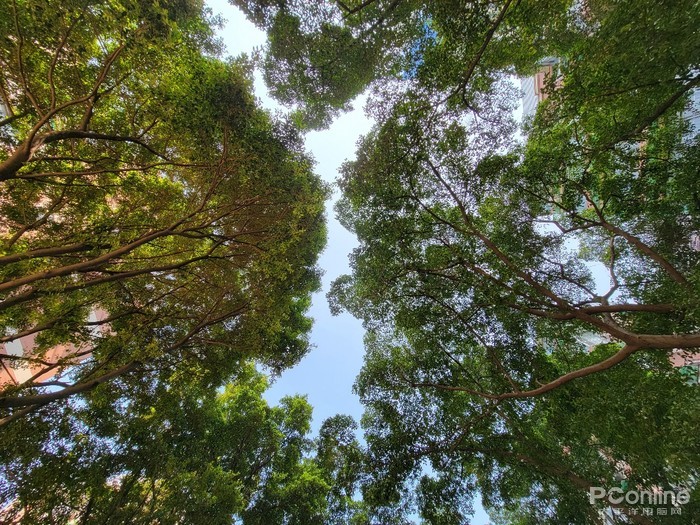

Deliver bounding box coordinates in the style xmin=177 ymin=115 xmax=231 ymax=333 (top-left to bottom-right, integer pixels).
xmin=0 ymin=362 xmax=369 ymax=524
xmin=239 ymin=0 xmax=700 ymax=522
xmin=3 ymin=0 xmax=700 ymax=523
xmin=0 ymin=1 xmax=358 ymax=523
xmin=0 ymin=0 xmax=327 ymax=424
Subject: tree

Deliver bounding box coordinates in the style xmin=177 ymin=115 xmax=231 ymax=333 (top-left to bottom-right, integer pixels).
xmin=333 ymin=82 xmax=699 ymax=401
xmin=355 ymin=334 xmax=699 ymax=524
xmin=230 ymin=0 xmax=428 ymax=128
xmin=240 ymin=0 xmax=700 ymax=522
xmin=0 ymin=362 xmax=368 ymax=524
xmin=0 ymin=0 xmax=327 ymax=423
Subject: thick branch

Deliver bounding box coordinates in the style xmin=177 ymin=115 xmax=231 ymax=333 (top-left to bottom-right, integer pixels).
xmin=582 ymin=194 xmax=688 ymax=285
xmin=411 ymin=344 xmax=641 ymax=400
xmin=0 ymin=247 xmax=225 ymax=311
xmin=0 ymin=43 xmax=128 ymax=181
xmin=0 ymin=200 xmax=218 ymax=294
xmin=514 ymin=303 xmax=676 ymax=319
xmin=0 ymin=361 xmax=139 ymax=409
xmin=0 ymin=242 xmax=93 ymax=265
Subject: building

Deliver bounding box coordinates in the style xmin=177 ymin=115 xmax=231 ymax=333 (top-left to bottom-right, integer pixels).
xmin=0 ymin=308 xmax=108 ymax=389
xmin=521 ymin=57 xmax=561 ymax=120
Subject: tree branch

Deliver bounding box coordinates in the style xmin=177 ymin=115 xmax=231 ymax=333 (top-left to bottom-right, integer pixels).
xmin=0 ymin=360 xmax=140 ymax=409
xmin=411 ymin=344 xmax=641 ymax=400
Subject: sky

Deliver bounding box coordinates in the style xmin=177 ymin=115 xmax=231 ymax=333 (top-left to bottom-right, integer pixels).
xmin=206 ymin=2 xmax=492 ymax=523
xmin=203 ymin=1 xmax=370 ymax=428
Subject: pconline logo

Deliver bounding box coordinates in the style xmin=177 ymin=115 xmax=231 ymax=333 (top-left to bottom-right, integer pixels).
xmin=589 ymin=486 xmax=690 ymax=506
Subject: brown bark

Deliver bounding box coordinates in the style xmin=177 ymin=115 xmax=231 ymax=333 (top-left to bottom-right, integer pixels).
xmin=0 ymin=360 xmax=139 ymax=409
xmin=411 ymin=344 xmax=641 ymax=400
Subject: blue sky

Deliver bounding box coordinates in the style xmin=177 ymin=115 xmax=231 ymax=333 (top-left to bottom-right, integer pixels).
xmin=204 ymin=0 xmax=370 ymax=435
xmin=207 ymin=2 xmax=492 ymax=523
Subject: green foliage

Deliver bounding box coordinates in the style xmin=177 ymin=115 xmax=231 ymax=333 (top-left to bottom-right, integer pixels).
xmin=241 ymin=0 xmax=700 ymax=522
xmin=230 ymin=0 xmax=425 ymax=128
xmin=0 ymin=0 xmax=328 ymax=418
xmin=0 ymin=2 xmax=359 ymax=522
xmin=0 ymin=363 xmax=369 ymax=524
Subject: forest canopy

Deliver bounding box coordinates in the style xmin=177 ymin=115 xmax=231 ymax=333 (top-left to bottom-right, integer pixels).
xmin=0 ymin=0 xmax=328 ymax=417
xmin=237 ymin=0 xmax=700 ymax=523
xmin=0 ymin=2 xmax=346 ymax=523
xmin=1 ymin=0 xmax=699 ymax=524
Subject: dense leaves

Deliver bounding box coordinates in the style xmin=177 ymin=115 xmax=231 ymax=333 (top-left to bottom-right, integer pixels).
xmin=0 ymin=2 xmax=374 ymax=523
xmin=0 ymin=0 xmax=327 ymax=421
xmin=243 ymin=0 xmax=700 ymax=523
xmin=0 ymin=364 xmax=368 ymax=524
xmin=3 ymin=0 xmax=699 ymax=523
